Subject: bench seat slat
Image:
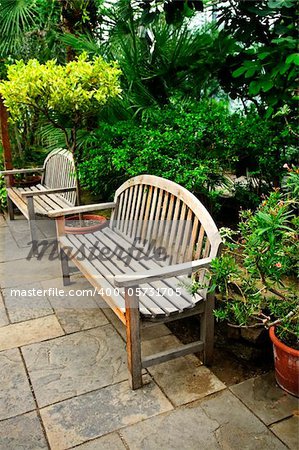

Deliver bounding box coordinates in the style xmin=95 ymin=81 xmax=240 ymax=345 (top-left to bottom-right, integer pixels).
xmin=72 ymin=233 xmax=166 ymax=318
xmin=43 ymin=190 xmax=74 ymax=209
xmin=11 ymin=184 xmax=73 ymax=216
xmin=59 ymin=236 xmax=132 ymax=323
xmin=84 ymin=231 xmax=179 ymax=316
xmin=11 ymin=187 xmax=49 ymax=215
xmin=102 ymin=227 xmax=201 ymax=309
xmin=30 ymin=184 xmax=72 ymax=210
xmin=27 ymin=184 xmax=73 ymax=210
xmin=94 ymin=229 xmax=197 ymax=313
xmin=61 ymin=234 xmax=153 ymax=318
xmin=18 ymin=186 xmax=53 ymax=213
xmin=59 ymin=228 xmax=202 ymax=319
xmin=82 ymin=233 xmax=165 ymax=316
xmin=66 ymin=233 xmax=166 ymax=318
xmin=7 ymin=188 xmax=29 ymax=218
xmin=95 ymin=228 xmax=202 ymax=314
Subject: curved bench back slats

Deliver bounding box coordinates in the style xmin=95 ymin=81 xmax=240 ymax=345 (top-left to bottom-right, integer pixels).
xmin=42 ymin=149 xmax=77 ymax=205
xmin=112 ymin=175 xmax=221 ymax=264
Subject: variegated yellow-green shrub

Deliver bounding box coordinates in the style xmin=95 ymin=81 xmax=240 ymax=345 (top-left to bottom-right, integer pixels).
xmin=0 ymin=53 xmax=121 ymax=150
xmin=0 ymin=53 xmax=121 ymax=203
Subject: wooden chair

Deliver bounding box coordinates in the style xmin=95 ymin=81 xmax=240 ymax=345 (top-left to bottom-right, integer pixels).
xmin=1 ymin=148 xmax=77 ymax=252
xmin=49 ymin=175 xmax=222 ymax=389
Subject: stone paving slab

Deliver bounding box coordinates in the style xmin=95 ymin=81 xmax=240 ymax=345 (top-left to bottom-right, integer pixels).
xmin=0 ymin=226 xmax=30 ymax=263
xmin=143 ymin=335 xmax=226 ymax=406
xmin=0 ymin=348 xmax=35 ymax=421
xmin=120 ymin=401 xmax=221 ymax=450
xmin=22 ymin=324 xmax=128 ymax=408
xmin=199 ymin=390 xmax=288 ymax=450
xmin=0 ymin=256 xmax=61 ymax=288
xmin=51 ymin=299 xmax=109 ymax=335
xmin=0 ymin=214 xmax=7 ymax=227
xmin=41 ymin=276 xmax=108 ymax=333
xmin=230 ymin=372 xmax=299 ymax=425
xmin=2 ymin=281 xmax=53 ymax=323
xmin=141 ymin=323 xmax=172 ymax=341
xmin=0 ymin=315 xmax=64 ymax=351
xmin=72 ymin=433 xmax=126 ymax=450
xmin=40 ymin=378 xmax=173 ymax=449
xmin=270 ymin=416 xmax=299 ymax=450
xmin=0 ymin=292 xmax=8 ymax=327
xmin=0 ymin=411 xmax=48 ymax=450
xmin=5 ymin=217 xmax=54 ymax=249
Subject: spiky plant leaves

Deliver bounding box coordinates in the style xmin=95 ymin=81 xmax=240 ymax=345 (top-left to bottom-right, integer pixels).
xmin=0 ymin=0 xmax=38 ymax=55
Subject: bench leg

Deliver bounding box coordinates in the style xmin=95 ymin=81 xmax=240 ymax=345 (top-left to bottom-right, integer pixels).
xmin=125 ymin=287 xmax=142 ymax=390
xmin=7 ymin=196 xmax=15 ymax=220
xmin=60 ymin=248 xmax=71 ymax=286
xmin=200 ymin=293 xmax=215 ymax=366
xmin=27 ymin=196 xmax=38 ymax=255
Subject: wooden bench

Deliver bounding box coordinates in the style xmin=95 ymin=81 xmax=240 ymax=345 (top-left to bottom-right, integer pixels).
xmin=49 ymin=175 xmax=222 ymax=389
xmin=1 ymin=148 xmax=77 ymax=252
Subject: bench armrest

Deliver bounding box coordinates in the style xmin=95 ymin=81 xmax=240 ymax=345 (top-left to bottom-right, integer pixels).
xmin=0 ymin=168 xmax=44 ymax=175
xmin=48 ymin=202 xmax=116 ymax=217
xmin=21 ymin=187 xmax=76 ymax=198
xmin=114 ymin=257 xmax=213 ymax=287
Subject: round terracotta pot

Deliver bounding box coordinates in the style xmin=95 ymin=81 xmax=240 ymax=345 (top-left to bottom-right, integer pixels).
xmin=65 ymin=214 xmax=106 ymax=235
xmin=269 ymin=326 xmax=299 ymax=397
xmin=17 ymin=175 xmax=42 ymax=187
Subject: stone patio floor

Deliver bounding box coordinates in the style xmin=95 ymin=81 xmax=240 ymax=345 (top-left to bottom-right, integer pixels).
xmin=0 ymin=214 xmax=298 ymax=450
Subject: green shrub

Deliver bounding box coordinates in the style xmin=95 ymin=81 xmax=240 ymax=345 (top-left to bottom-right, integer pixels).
xmin=79 ymin=100 xmax=231 ymax=208
xmin=79 ymin=99 xmax=293 ymax=210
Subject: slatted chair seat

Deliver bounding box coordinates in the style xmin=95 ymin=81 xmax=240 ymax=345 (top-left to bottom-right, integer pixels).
xmin=49 ymin=174 xmax=222 ymax=390
xmin=8 ymin=184 xmax=74 ymax=216
xmin=1 ymin=148 xmax=77 ymax=252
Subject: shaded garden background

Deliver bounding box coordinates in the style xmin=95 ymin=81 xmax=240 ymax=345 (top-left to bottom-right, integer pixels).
xmin=0 ymin=0 xmax=298 ymax=220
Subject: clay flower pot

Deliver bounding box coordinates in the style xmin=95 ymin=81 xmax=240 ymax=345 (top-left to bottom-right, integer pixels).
xmin=269 ymin=326 xmax=299 ymax=397
xmin=17 ymin=175 xmax=42 ymax=187
xmin=65 ymin=214 xmax=106 ymax=235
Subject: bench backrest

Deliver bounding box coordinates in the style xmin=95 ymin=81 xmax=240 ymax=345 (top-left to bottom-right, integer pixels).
xmin=42 ymin=148 xmax=77 ymax=205
xmin=111 ymin=175 xmax=221 ymax=264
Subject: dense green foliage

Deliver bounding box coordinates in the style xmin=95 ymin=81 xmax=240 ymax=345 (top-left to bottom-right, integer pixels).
xmin=0 ymin=0 xmax=64 ymax=62
xmin=61 ymin=3 xmax=234 ymax=115
xmin=216 ymin=0 xmax=299 ymax=116
xmin=78 ymin=99 xmax=295 ymax=209
xmin=208 ymin=169 xmax=299 ymax=348
xmin=0 ymin=2 xmax=298 ymax=204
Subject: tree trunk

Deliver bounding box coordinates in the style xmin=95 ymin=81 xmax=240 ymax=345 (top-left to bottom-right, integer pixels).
xmin=0 ymin=96 xmax=13 ymax=186
xmin=58 ymin=0 xmax=76 ymax=62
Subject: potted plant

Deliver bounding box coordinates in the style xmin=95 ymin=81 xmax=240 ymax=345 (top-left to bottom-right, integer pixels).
xmin=0 ymin=53 xmax=122 ymax=232
xmin=196 ymin=168 xmax=299 ymax=396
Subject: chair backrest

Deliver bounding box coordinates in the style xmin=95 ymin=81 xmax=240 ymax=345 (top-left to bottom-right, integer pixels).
xmin=110 ymin=175 xmax=222 ymax=264
xmin=42 ymin=148 xmax=77 ymax=205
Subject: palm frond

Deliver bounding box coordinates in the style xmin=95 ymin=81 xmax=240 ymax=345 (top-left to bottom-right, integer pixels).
xmin=36 ymin=123 xmax=66 ymax=151
xmin=0 ymin=0 xmax=38 ymax=55
xmin=60 ymin=32 xmax=104 ymax=57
